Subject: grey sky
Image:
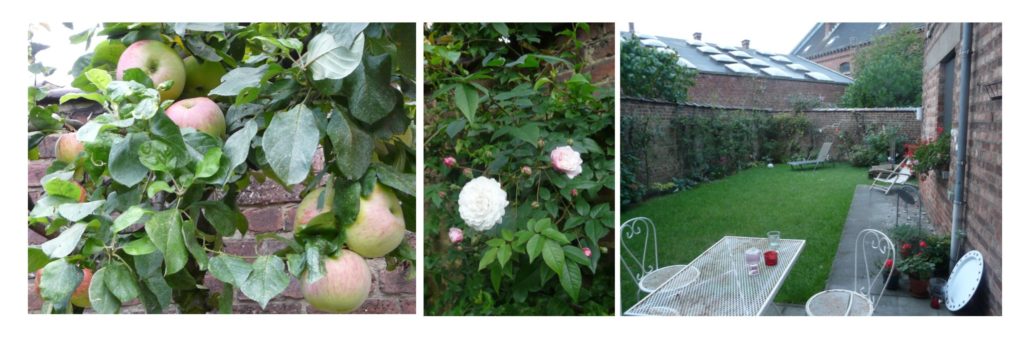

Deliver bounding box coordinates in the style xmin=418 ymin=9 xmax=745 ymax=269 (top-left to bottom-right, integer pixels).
xmin=628 ymin=21 xmax=819 ymax=55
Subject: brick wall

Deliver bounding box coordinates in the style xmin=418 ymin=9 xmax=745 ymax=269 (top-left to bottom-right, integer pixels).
xmin=686 ymin=73 xmax=848 ymax=110
xmin=622 ymin=98 xmax=920 ymax=185
xmin=28 ymin=104 xmax=416 ymax=315
xmin=919 ymin=23 xmax=1002 ymax=315
xmin=568 ymin=23 xmax=615 ymax=87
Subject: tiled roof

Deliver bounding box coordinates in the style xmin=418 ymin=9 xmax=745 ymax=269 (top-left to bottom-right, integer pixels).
xmin=623 ymin=32 xmax=853 ymax=85
xmin=791 ymin=23 xmax=925 ymax=59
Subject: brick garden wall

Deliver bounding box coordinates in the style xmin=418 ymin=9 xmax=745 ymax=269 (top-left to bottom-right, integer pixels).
xmin=622 ymin=98 xmax=921 ymax=186
xmin=919 ymin=23 xmax=1001 ymax=315
xmin=27 ymin=103 xmax=416 ymax=314
xmin=687 ymin=73 xmax=848 ymax=110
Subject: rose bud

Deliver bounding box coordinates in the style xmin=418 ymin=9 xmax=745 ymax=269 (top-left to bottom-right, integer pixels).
xmin=443 ymin=156 xmax=457 ymax=168
xmin=521 ymin=166 xmax=532 ymax=176
xmin=583 ymin=247 xmax=592 ymax=257
xmin=449 ymin=227 xmax=464 ymax=244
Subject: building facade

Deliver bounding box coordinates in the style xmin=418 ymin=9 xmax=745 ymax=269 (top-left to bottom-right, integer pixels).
xmin=793 ymin=23 xmax=925 ymax=77
xmin=919 ymin=23 xmax=1001 ymax=315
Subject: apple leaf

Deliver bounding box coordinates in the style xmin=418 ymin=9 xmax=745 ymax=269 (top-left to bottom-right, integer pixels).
xmin=303 ymin=32 xmax=364 ymax=81
xmin=144 ymin=209 xmax=188 ymax=275
xmin=184 ymin=35 xmax=222 ymax=62
xmin=28 ymin=247 xmax=52 ymax=273
xmin=262 ymin=104 xmax=320 ymax=185
xmin=342 ymin=53 xmax=397 ymax=125
xmin=222 ymin=119 xmax=258 ymax=173
xmin=109 ymin=132 xmax=150 ymax=187
xmin=122 ymin=237 xmax=157 ymax=256
xmin=195 ymin=147 xmax=222 ymax=178
xmin=88 ymin=266 xmax=121 ymax=314
xmin=322 ymin=23 xmax=368 ymax=47
xmin=240 ymin=256 xmax=289 ymax=309
xmin=41 ymin=222 xmax=87 ymax=259
xmin=43 ymin=178 xmax=83 ymax=201
xmin=38 ymin=259 xmax=83 ymax=310
xmin=209 ymin=65 xmax=268 ymax=97
xmin=373 ymin=163 xmax=414 ymax=197
xmin=56 ymin=200 xmax=105 ymax=221
xmin=326 ymin=108 xmax=371 ymax=180
xmin=103 ymin=262 xmax=140 ymax=303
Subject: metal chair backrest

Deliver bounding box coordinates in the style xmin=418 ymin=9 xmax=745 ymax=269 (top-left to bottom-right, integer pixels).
xmin=854 ymin=229 xmax=896 ymax=311
xmin=816 ymin=142 xmax=833 ymax=162
xmin=620 ymin=217 xmax=659 ymax=290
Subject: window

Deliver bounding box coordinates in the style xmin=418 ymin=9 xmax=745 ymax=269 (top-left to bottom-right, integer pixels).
xmin=940 ymin=52 xmax=956 ymax=133
xmin=839 ymin=62 xmax=851 ymax=74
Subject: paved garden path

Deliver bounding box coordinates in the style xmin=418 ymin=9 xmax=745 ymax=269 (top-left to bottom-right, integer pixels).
xmin=771 ymin=184 xmax=950 ymax=316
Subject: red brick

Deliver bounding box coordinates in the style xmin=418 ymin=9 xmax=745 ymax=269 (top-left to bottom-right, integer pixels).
xmin=379 ymin=265 xmax=415 ymax=294
xmin=38 ymin=134 xmax=59 ymax=159
xmin=242 ymin=206 xmax=285 ymax=233
xmin=399 ymin=298 xmax=416 ymax=314
xmin=28 ymin=279 xmax=42 ymax=311
xmin=29 ymin=228 xmax=48 ymax=245
xmin=233 ymin=299 xmax=305 ymax=314
xmin=350 ymin=298 xmax=401 ymax=314
xmin=237 ymin=176 xmax=303 ymax=206
xmin=584 ymin=58 xmax=615 ymax=86
xmin=28 ymin=160 xmax=53 ymax=187
xmin=222 ymin=239 xmax=258 ymax=257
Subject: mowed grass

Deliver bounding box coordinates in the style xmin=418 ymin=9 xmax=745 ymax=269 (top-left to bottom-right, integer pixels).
xmin=621 ymin=163 xmax=871 ymax=311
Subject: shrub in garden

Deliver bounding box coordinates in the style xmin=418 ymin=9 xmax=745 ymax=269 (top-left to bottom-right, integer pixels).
xmin=424 ymin=23 xmax=615 ymax=315
xmin=27 ymin=23 xmax=416 ymax=314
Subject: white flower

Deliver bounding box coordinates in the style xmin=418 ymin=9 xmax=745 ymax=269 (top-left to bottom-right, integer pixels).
xmin=550 ymin=145 xmax=583 ymax=179
xmin=458 ymin=177 xmax=509 ymax=231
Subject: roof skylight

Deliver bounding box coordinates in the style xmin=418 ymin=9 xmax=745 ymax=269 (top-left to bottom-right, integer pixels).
xmin=806 ymin=72 xmax=832 ymax=81
xmin=729 ymin=50 xmax=752 ymax=58
xmin=725 ymin=63 xmax=758 ymax=75
xmin=787 ymin=63 xmax=810 ymax=72
xmin=710 ymin=54 xmax=737 ymax=63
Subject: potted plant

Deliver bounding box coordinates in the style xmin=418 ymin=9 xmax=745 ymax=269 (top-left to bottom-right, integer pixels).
xmin=897 ymin=254 xmax=936 ymax=298
xmin=911 ymin=132 xmax=951 ymax=178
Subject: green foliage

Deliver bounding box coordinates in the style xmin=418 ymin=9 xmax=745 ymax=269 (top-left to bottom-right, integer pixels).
xmin=28 ymin=22 xmax=416 ymax=314
xmin=891 ymin=225 xmax=951 ymax=278
xmin=622 ymin=111 xmax=810 ymax=207
xmin=912 ymin=133 xmax=951 ymax=175
xmin=840 ymin=26 xmax=924 ymax=108
xmin=424 ymin=23 xmax=614 ymax=315
xmin=621 ymin=38 xmax=696 ymax=103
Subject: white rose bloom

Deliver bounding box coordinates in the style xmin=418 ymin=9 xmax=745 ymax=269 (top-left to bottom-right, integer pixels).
xmin=550 ymin=145 xmax=584 ymax=179
xmin=458 ymin=176 xmax=509 ymax=231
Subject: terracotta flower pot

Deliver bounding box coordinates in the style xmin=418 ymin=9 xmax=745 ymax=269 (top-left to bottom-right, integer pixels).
xmin=908 ymin=276 xmax=930 ymax=298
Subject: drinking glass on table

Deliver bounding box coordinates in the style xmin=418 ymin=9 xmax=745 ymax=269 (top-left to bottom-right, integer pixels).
xmin=744 ymin=247 xmax=761 ymax=275
xmin=765 ymin=231 xmax=781 ymax=266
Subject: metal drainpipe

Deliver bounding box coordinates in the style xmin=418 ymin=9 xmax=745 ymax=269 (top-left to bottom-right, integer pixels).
xmin=950 ymin=23 xmax=973 ymax=268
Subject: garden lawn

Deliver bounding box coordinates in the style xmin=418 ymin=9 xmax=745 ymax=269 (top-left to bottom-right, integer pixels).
xmin=621 ymin=163 xmax=871 ymax=311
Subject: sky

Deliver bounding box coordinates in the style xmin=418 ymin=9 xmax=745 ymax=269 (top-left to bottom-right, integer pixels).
xmin=629 ymin=21 xmax=819 ymax=55
xmin=28 ymin=23 xmax=103 ymax=87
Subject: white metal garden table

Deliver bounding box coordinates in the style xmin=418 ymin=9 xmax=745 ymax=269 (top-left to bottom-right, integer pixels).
xmin=625 ymin=236 xmax=805 ymax=316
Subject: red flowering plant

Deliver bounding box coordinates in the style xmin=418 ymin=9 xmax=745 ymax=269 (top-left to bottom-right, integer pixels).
xmin=891 ymin=225 xmax=951 ymax=280
xmin=911 ymin=126 xmax=951 ymax=177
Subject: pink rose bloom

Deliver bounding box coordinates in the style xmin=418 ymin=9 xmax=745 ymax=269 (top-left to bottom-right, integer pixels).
xmin=443 ymin=156 xmax=457 ymax=168
xmin=583 ymin=247 xmax=592 ymax=257
xmin=550 ymin=145 xmax=583 ymax=179
xmin=449 ymin=227 xmax=464 ymax=244
xmin=521 ymin=166 xmax=532 ymax=176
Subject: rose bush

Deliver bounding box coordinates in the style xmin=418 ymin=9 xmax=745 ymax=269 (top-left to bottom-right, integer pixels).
xmin=27 ymin=23 xmax=415 ymax=314
xmin=424 ymin=23 xmax=615 ymax=315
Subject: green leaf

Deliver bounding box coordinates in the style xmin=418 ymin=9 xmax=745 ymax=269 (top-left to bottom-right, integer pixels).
xmin=541 ymin=227 xmax=568 ymax=244
xmin=343 ymin=53 xmax=398 ymax=124
xmin=222 ymin=120 xmax=257 ymax=173
xmin=88 ymin=266 xmax=120 ymax=313
xmin=542 ymin=240 xmax=565 ymax=275
xmin=38 ymin=260 xmax=83 ymax=309
xmin=262 ymin=104 xmax=320 ymax=185
xmin=59 ymin=92 xmax=105 ymax=105
xmin=41 ymin=223 xmax=87 ymax=259
xmin=390 ymin=23 xmax=416 ymax=76
xmin=113 ymin=206 xmax=147 ymax=233
xmin=510 ymin=123 xmax=541 ymax=146
xmin=564 ymin=215 xmax=587 ymax=229
xmin=563 ymin=246 xmax=590 ymax=266
xmin=326 ymin=109 xmax=372 ymax=180
xmin=194 ymin=201 xmax=237 ymax=236
xmin=209 ymin=65 xmax=268 ymax=97
xmin=103 ymin=262 xmax=140 ymax=303
xmin=209 ymin=255 xmax=252 ymax=286
xmin=559 ymin=262 xmax=582 ymax=302
xmin=83 ymin=68 xmax=112 ymax=91
xmin=147 ymin=181 xmax=172 ymax=199
xmin=56 ymin=200 xmax=104 ymax=221
xmin=492 ymin=23 xmax=510 ymax=37
xmin=181 ymin=220 xmax=208 ymax=270
xmin=144 ymin=209 xmax=187 ymax=275
xmin=195 ymin=147 xmax=222 ymax=178
xmin=184 ymin=36 xmax=222 ymax=62
xmin=286 ymin=253 xmax=305 ymax=278
xmin=479 ymin=247 xmax=497 ymax=271
xmin=576 ymin=198 xmax=591 ymax=216
xmin=240 ymin=255 xmax=290 ymax=309
xmin=584 ymin=220 xmax=608 ymax=241
xmin=43 ymin=178 xmax=83 ymax=201
xmin=138 ymin=140 xmax=177 ymax=173
xmin=305 ymin=245 xmax=325 ymax=284
xmin=218 ymin=282 xmax=234 ymax=314
xmin=322 ymin=23 xmax=368 ymax=46
xmin=122 ymin=237 xmax=157 ymax=256
xmin=526 ymin=234 xmax=544 ymax=263
xmin=454 ymin=83 xmax=478 ymax=122
xmin=28 ymin=247 xmax=52 ymax=272
xmin=109 ymin=133 xmax=149 ymax=187
xmin=132 ymin=97 xmax=159 ymax=120
xmin=373 ymin=163 xmax=414 ymax=197
xmin=303 ymin=32 xmax=364 ymax=81
xmin=497 ymin=244 xmax=512 ymax=268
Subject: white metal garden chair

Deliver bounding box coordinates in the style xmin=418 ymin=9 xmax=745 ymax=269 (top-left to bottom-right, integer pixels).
xmin=870 ymin=158 xmax=914 ymax=194
xmin=805 ymin=229 xmax=896 ymax=316
xmin=620 ymin=217 xmax=699 ymax=301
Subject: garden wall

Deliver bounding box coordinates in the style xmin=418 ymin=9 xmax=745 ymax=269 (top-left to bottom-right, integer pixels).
xmin=687 ymin=73 xmax=848 ymax=110
xmin=919 ymin=23 xmax=1001 ymax=315
xmin=27 ymin=101 xmax=416 ymax=314
xmin=622 ymin=97 xmax=921 ymax=186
